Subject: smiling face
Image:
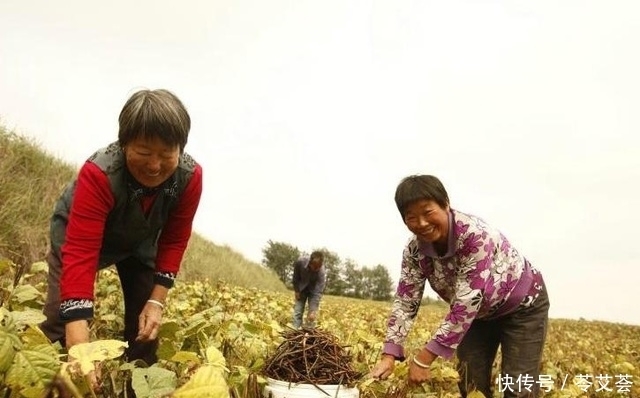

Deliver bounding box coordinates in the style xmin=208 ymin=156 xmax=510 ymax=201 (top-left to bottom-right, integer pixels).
xmin=403 ymin=199 xmax=450 ymax=246
xmin=124 ymin=136 xmax=180 ymax=188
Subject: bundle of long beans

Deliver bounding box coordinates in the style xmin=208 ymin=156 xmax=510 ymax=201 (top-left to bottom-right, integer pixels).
xmin=262 ymin=328 xmax=362 ymax=387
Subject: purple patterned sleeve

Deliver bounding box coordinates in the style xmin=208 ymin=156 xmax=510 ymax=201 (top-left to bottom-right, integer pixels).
xmin=381 ymin=241 xmax=427 ymax=361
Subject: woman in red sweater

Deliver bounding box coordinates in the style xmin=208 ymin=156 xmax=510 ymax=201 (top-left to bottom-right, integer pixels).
xmin=40 ymin=88 xmax=203 ymax=365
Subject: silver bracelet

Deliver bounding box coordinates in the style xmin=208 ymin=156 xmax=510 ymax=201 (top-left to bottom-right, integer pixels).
xmin=412 ymin=356 xmax=430 ymax=369
xmin=147 ymin=299 xmax=165 ymax=309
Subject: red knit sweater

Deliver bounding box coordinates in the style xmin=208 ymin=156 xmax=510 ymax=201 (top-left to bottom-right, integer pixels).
xmin=59 ymin=161 xmax=203 ymax=301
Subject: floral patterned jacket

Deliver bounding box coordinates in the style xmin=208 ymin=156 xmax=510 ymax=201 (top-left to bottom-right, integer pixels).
xmin=382 ymin=209 xmax=545 ymax=360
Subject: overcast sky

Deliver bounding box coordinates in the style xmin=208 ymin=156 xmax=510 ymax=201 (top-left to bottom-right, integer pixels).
xmin=1 ymin=0 xmax=639 ymax=326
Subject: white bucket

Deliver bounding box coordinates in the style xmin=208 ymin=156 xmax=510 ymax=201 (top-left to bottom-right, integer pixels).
xmin=263 ymin=378 xmax=360 ymax=398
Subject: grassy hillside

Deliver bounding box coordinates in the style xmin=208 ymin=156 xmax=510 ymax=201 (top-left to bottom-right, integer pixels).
xmin=0 ymin=125 xmax=286 ymax=292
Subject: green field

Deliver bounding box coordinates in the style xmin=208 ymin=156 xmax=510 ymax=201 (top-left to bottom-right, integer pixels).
xmin=0 ymin=126 xmax=638 ymax=397
xmin=1 ymin=261 xmax=638 ymax=397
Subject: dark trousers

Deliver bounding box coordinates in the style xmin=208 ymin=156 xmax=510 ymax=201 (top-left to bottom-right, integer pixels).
xmin=456 ymin=286 xmax=550 ymax=398
xmin=40 ymin=252 xmax=158 ymax=365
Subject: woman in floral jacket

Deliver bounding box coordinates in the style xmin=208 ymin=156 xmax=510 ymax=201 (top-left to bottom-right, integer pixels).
xmin=370 ymin=175 xmax=550 ymax=398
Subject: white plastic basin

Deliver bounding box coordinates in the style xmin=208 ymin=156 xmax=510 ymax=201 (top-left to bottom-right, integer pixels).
xmin=263 ymin=377 xmax=360 ymax=398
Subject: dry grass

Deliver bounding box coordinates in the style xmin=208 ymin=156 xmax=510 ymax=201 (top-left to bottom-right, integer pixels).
xmin=0 ymin=130 xmax=75 ymax=266
xmin=181 ymin=234 xmax=288 ymax=292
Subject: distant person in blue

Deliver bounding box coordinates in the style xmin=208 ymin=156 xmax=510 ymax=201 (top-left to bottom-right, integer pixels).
xmin=292 ymin=251 xmax=327 ymax=328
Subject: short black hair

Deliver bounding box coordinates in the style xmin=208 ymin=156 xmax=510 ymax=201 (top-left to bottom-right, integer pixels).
xmin=118 ymin=88 xmax=191 ymax=151
xmin=309 ymin=251 xmax=324 ymax=262
xmin=394 ymin=175 xmax=450 ymax=218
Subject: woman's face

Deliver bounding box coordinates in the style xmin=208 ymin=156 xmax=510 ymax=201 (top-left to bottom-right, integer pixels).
xmin=403 ymin=199 xmax=450 ymax=245
xmin=124 ymin=136 xmax=180 ymax=188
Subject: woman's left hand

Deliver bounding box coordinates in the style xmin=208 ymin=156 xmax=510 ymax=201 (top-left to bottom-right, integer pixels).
xmin=408 ymin=349 xmax=436 ymax=384
xmin=408 ymin=362 xmax=432 ymax=384
xmin=136 ymin=301 xmax=164 ymax=342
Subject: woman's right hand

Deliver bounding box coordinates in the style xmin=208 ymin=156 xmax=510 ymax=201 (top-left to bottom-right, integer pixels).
xmin=369 ymin=354 xmax=396 ymax=380
xmin=65 ymin=319 xmax=90 ymax=349
xmin=65 ymin=320 xmax=100 ymax=389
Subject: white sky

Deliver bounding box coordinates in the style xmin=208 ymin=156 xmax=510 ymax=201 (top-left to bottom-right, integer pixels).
xmin=1 ymin=0 xmax=639 ymax=325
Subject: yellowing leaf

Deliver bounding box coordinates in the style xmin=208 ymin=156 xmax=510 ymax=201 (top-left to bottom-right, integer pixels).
xmin=19 ymin=324 xmax=52 ymax=346
xmin=242 ymin=322 xmax=259 ymax=334
xmin=233 ymin=312 xmax=248 ymax=323
xmin=9 ymin=308 xmax=46 ymax=327
xmin=28 ymin=261 xmax=48 ymax=274
xmin=171 ymin=351 xmax=202 ymax=365
xmin=358 ymin=378 xmax=376 ymax=388
xmin=172 ymin=365 xmax=230 ymax=398
xmin=68 ymin=339 xmax=128 ymax=375
xmin=158 ymin=320 xmax=181 ymax=339
xmin=0 ymin=328 xmax=21 ymax=372
xmin=612 ymin=361 xmax=636 ymax=373
xmin=467 ymin=391 xmax=486 ymax=398
xmin=131 ymin=366 xmax=177 ymax=398
xmin=16 ymin=386 xmax=49 ymax=398
xmin=204 ymin=346 xmax=228 ymax=371
xmin=5 ymin=345 xmax=59 ymax=389
xmin=11 ymin=284 xmax=42 ymax=304
xmin=440 ymin=366 xmax=460 ymax=381
xmin=157 ymin=339 xmax=177 ymax=361
xmin=268 ymin=320 xmax=283 ymax=332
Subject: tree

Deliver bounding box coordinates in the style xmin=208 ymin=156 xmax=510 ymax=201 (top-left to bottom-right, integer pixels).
xmin=367 ymin=264 xmax=394 ymax=301
xmin=343 ymin=259 xmax=364 ymax=298
xmin=261 ymin=240 xmax=300 ymax=287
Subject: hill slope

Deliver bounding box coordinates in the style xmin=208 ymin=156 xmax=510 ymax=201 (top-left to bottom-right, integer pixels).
xmin=0 ymin=125 xmax=286 ymax=292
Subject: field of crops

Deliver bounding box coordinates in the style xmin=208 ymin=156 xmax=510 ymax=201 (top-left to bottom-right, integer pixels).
xmin=1 ymin=259 xmax=638 ymax=397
